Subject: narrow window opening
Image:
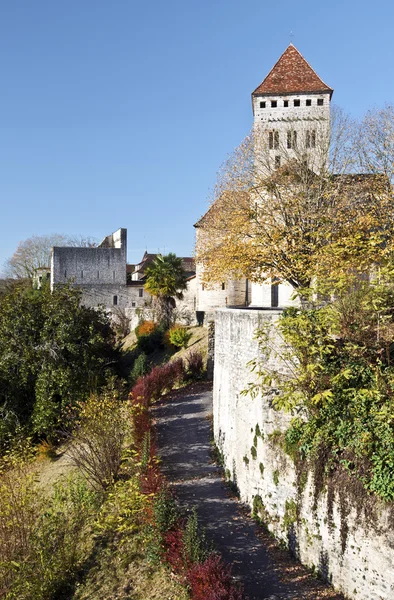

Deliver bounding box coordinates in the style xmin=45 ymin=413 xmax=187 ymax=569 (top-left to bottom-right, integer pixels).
xmin=287 ymin=130 xmax=297 ymax=149
xmin=283 ymin=100 xmax=289 ymax=107
xmin=271 ymin=283 xmax=279 ymax=307
xmin=306 ymin=130 xmax=316 ymax=149
xmin=113 ymin=295 xmax=118 ymax=306
xmin=202 ymin=284 xmax=205 ymax=291
xmin=113 ymin=270 xmax=115 ymax=280
xmin=132 ymin=302 xmax=136 ymax=307
xmin=81 ymin=270 xmax=83 ymax=279
xmin=317 ymin=98 xmax=324 ymax=106
xmin=274 ymin=131 xmax=279 ymax=149
xmin=97 ymin=270 xmax=99 ymax=279
xmin=275 ymin=155 xmax=281 ymax=169
xmin=306 ymin=99 xmax=312 ymax=106
xmin=221 ymin=282 xmax=225 ymax=290
xmin=269 ymin=131 xmax=273 ymax=149
xmin=139 ymin=288 xmax=143 ymax=297
xmin=260 ymin=101 xmax=266 ymax=108
xmin=294 ymin=99 xmax=300 ymax=107
xmin=64 ymin=270 xmax=67 ymax=278
xmin=271 ymin=100 xmax=277 ymax=108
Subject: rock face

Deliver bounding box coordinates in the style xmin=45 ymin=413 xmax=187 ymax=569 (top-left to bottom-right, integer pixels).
xmin=213 ymin=307 xmax=394 ymax=600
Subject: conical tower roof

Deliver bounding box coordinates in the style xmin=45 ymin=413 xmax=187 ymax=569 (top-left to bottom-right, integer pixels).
xmin=252 ymin=44 xmax=333 ymax=97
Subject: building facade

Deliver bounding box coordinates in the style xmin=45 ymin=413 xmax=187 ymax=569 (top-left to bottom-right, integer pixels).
xmin=50 ymin=228 xmax=197 ymax=327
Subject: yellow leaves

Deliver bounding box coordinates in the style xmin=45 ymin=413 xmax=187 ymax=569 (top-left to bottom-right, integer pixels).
xmin=311 ymin=389 xmax=334 ymax=405
xmin=197 ymin=126 xmax=394 ymax=291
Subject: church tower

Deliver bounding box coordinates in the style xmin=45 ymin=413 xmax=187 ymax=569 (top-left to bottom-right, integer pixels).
xmin=252 ymin=44 xmax=333 ymax=173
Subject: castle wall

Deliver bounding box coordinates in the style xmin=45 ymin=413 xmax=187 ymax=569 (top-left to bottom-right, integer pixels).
xmin=213 ymin=308 xmax=394 ymax=600
xmin=51 ymin=228 xmax=127 ymax=288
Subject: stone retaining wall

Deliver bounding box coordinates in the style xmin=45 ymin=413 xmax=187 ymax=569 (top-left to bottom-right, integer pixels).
xmin=213 ymin=308 xmax=394 ymax=600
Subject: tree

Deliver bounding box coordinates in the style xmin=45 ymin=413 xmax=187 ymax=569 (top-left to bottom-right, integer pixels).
xmin=0 ymin=283 xmax=119 ymax=445
xmin=195 ymin=107 xmax=394 ymax=295
xmin=358 ymin=104 xmax=394 ymax=183
xmin=144 ymin=254 xmax=188 ymax=328
xmin=4 ymin=234 xmax=97 ymax=280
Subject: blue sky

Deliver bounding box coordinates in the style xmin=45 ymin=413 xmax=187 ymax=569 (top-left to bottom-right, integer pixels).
xmin=1 ymin=0 xmax=393 ymax=271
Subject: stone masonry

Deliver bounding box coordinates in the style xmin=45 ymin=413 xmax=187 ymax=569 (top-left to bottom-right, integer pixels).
xmin=213 ymin=308 xmax=394 ymax=600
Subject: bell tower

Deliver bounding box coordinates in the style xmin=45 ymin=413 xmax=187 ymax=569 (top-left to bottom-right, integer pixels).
xmin=252 ymin=44 xmax=333 ymax=173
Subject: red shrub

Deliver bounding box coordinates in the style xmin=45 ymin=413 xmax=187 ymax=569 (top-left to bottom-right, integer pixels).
xmin=131 ymin=405 xmax=151 ymax=445
xmin=185 ymin=350 xmax=204 ymax=379
xmin=164 ymin=525 xmax=186 ymax=574
xmin=170 ymin=357 xmax=185 ymax=384
xmin=140 ymin=462 xmax=163 ymax=495
xmin=188 ymin=554 xmax=244 ymax=600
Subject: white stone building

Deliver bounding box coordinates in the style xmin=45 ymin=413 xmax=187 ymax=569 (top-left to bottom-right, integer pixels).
xmin=195 ymin=44 xmax=334 ymax=311
xmin=50 ymin=228 xmax=197 ymax=327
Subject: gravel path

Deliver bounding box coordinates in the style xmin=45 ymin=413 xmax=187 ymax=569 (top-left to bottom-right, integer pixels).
xmin=154 ymin=382 xmax=345 ymax=600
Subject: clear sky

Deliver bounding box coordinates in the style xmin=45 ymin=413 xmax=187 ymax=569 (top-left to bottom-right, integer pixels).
xmin=1 ymin=0 xmax=393 ymax=272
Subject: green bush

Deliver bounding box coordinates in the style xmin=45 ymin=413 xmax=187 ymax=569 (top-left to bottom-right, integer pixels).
xmin=67 ymin=393 xmax=131 ymax=492
xmin=167 ymin=325 xmax=192 ymax=349
xmin=0 ymin=468 xmax=98 ymax=600
xmin=131 ymin=351 xmax=149 ymax=381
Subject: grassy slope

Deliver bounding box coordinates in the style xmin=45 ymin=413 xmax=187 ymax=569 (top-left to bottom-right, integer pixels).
xmin=19 ymin=326 xmax=208 ymax=600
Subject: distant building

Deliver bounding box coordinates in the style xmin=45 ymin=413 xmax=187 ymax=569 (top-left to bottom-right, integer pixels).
xmin=50 ymin=228 xmax=196 ymax=326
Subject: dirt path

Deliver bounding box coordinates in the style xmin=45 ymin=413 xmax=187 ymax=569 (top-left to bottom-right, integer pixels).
xmin=154 ymin=382 xmax=345 ymax=600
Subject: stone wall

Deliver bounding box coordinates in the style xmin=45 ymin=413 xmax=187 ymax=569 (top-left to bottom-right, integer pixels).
xmin=213 ymin=308 xmax=394 ymax=600
xmin=51 ymin=228 xmax=127 ymax=288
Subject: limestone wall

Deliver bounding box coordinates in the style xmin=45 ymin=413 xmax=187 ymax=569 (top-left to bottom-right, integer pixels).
xmin=213 ymin=308 xmax=394 ymax=600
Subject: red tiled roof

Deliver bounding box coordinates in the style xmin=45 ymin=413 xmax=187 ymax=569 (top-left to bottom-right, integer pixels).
xmin=252 ymin=44 xmax=333 ymax=97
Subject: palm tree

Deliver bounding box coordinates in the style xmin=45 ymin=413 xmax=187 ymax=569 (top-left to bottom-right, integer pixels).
xmin=144 ymin=253 xmax=188 ymax=328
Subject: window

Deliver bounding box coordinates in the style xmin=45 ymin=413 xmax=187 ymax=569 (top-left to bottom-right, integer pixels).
xmin=113 ymin=295 xmax=118 ymax=306
xmin=275 ymin=155 xmax=281 ymax=168
xmin=260 ymin=101 xmax=266 ymax=108
xmin=271 ymin=100 xmax=277 ymax=108
xmin=139 ymin=288 xmax=143 ymax=297
xmin=64 ymin=270 xmax=67 ymax=278
xmin=287 ymin=130 xmax=297 ymax=149
xmin=306 ymin=99 xmax=311 ymax=106
xmin=269 ymin=131 xmax=279 ymax=149
xmin=271 ymin=283 xmax=279 ymax=307
xmin=132 ymin=302 xmax=136 ymax=307
xmin=81 ymin=270 xmax=83 ymax=279
xmin=202 ymin=284 xmax=205 ymax=291
xmin=306 ymin=130 xmax=316 ymax=149
xmin=97 ymin=270 xmax=99 ymax=279
xmin=294 ymin=99 xmax=300 ymax=107
xmin=317 ymin=98 xmax=324 ymax=106
xmin=113 ymin=270 xmax=115 ymax=280
xmin=283 ymin=100 xmax=289 ymax=107
xmin=221 ymin=282 xmax=225 ymax=290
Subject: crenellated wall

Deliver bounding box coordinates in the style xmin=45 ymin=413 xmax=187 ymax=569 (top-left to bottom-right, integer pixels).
xmin=213 ymin=308 xmax=394 ymax=600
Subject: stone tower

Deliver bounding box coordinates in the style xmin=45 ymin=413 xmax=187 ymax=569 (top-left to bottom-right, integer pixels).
xmin=252 ymin=44 xmax=333 ymax=173
xmin=250 ymin=46 xmax=333 ymax=307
